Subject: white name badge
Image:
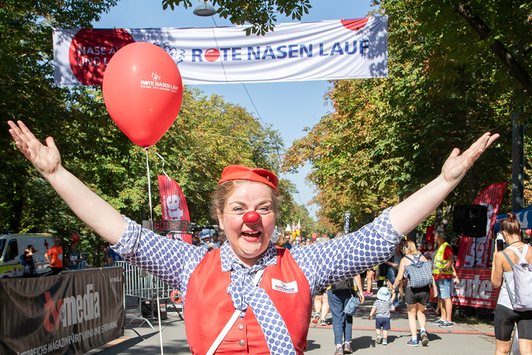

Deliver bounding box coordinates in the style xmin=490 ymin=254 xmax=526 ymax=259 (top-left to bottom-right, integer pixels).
xmin=272 ymin=279 xmax=298 ymax=294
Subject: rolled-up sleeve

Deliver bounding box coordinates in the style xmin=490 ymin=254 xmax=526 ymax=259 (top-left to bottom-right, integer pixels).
xmin=290 ymin=208 xmax=403 ymax=294
xmin=111 ymin=217 xmax=206 ymax=293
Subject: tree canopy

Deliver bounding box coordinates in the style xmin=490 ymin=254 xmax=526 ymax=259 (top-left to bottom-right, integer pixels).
xmin=1 ymin=0 xmax=315 ymax=262
xmin=3 ymin=0 xmax=532 ymax=249
xmin=283 ymin=0 xmax=530 ymax=234
xmin=162 ymin=0 xmax=311 ymax=35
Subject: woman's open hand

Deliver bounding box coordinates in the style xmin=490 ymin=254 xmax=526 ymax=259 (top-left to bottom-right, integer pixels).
xmin=8 ymin=120 xmax=62 ymax=178
xmin=441 ymin=132 xmax=499 ymax=187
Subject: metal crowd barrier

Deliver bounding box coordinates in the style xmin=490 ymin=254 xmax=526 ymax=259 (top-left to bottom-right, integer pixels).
xmin=115 ymin=260 xmax=183 ymax=329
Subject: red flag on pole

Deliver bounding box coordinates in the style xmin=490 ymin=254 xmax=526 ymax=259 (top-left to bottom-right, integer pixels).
xmin=455 ymin=183 xmax=506 ymax=267
xmin=157 ymin=175 xmax=192 ymax=244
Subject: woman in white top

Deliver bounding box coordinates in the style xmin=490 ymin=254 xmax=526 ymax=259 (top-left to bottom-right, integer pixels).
xmin=393 ymin=240 xmax=437 ymax=347
xmin=491 ymin=213 xmax=532 ymax=355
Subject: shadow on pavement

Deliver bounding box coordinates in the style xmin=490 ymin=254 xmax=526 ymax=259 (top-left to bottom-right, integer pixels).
xmin=306 ymin=339 xmax=322 ymax=351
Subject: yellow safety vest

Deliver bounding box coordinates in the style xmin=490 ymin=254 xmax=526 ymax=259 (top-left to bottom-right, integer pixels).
xmin=432 ymin=242 xmax=453 ymax=275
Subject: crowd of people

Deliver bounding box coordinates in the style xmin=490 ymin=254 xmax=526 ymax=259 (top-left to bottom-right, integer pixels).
xmin=303 ymin=228 xmax=461 ymax=350
xmin=25 ymin=239 xmax=118 ymax=276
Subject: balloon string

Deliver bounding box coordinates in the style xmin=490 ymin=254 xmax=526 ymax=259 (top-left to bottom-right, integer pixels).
xmin=154 ymin=151 xmax=171 ymax=182
xmin=144 ymin=148 xmax=153 ymax=223
xmin=146 ymin=149 xmax=164 ymax=355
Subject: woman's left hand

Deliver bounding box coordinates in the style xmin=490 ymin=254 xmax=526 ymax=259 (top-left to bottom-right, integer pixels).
xmin=441 ymin=132 xmax=499 ymax=186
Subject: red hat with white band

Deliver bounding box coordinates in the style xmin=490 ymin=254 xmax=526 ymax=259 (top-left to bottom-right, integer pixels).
xmin=218 ymin=165 xmax=278 ymax=191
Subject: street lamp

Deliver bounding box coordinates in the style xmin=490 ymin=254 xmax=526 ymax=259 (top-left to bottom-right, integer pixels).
xmin=193 ymin=0 xmax=216 ymax=17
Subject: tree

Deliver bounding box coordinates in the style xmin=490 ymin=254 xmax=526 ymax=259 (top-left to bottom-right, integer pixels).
xmin=283 ymin=1 xmax=514 ymax=233
xmin=162 ymin=0 xmax=311 ymax=35
xmin=0 ymin=1 xmax=289 ymax=250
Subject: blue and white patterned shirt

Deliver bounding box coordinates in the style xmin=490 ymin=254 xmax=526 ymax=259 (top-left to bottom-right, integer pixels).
xmin=112 ymin=207 xmax=402 ymax=303
xmin=111 ymin=207 xmax=402 ymax=354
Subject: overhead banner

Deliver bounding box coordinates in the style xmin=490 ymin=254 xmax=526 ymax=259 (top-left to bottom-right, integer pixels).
xmin=0 ymin=268 xmax=124 ymax=355
xmin=53 ymin=17 xmax=388 ymax=86
xmin=158 ymin=175 xmax=192 ymax=244
xmin=456 ymin=183 xmax=507 ymax=268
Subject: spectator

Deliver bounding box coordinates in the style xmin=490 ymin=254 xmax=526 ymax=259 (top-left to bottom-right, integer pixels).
xmin=275 ymin=234 xmax=286 ymax=249
xmin=368 ymin=287 xmax=395 ymax=345
xmin=79 ymin=251 xmax=90 ymax=269
xmin=328 ymin=275 xmax=365 ymax=354
xmin=45 ymin=238 xmax=63 ymax=275
xmin=212 ymin=231 xmax=221 ymax=249
xmin=65 ymin=243 xmax=81 ymax=270
xmin=393 ymin=239 xmax=436 ymax=346
xmin=312 ymin=289 xmax=330 ymax=326
xmin=491 ymin=212 xmax=532 ymax=355
xmin=451 ymin=236 xmax=460 ymax=257
xmin=417 ymin=242 xmax=425 ymax=254
xmin=22 ymin=245 xmax=37 ymax=277
xmin=199 ymin=229 xmax=214 ymax=250
xmin=218 ymin=231 xmax=227 ymax=246
xmin=283 ymin=238 xmax=292 ymax=250
xmin=363 ymin=268 xmax=376 ymax=296
xmin=432 ymin=231 xmax=455 ymax=328
xmin=192 ymin=232 xmax=200 ymax=246
xmin=423 ymin=241 xmax=435 ymax=261
xmin=108 ymin=245 xmax=122 ymax=262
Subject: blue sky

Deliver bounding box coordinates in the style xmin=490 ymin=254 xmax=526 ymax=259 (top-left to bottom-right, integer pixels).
xmin=92 ymin=0 xmax=375 ymax=219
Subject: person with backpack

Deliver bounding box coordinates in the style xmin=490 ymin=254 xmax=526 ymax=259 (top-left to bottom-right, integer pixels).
xmin=393 ymin=239 xmax=437 ymax=347
xmin=491 ymin=213 xmax=532 ymax=355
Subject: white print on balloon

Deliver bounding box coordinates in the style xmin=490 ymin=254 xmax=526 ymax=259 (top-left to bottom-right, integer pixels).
xmin=166 ymin=195 xmax=183 ymax=219
xmin=139 ymin=72 xmax=180 ymax=93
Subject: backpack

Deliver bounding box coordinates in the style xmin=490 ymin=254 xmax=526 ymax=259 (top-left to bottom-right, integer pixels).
xmin=501 ymin=245 xmax=532 ymax=312
xmin=404 ymin=254 xmax=433 ymax=288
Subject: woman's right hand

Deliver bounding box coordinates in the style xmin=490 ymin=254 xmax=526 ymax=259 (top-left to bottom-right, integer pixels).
xmin=8 ymin=120 xmax=62 ymax=178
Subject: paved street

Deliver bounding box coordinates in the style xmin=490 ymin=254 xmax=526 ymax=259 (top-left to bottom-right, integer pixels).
xmin=88 ymin=295 xmax=496 ymax=355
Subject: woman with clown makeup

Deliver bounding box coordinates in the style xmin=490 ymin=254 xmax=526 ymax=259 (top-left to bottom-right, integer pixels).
xmin=8 ymin=120 xmax=498 ymax=355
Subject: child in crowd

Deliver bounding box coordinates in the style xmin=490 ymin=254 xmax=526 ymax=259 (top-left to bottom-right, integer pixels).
xmin=79 ymin=252 xmax=89 ymax=269
xmin=368 ymin=287 xmax=395 ymax=345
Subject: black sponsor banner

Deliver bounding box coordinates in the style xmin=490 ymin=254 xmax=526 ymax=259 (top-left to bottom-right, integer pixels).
xmin=0 ymin=267 xmax=124 ymax=355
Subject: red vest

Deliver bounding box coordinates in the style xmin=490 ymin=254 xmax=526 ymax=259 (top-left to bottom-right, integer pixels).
xmin=185 ymin=248 xmax=311 ymax=354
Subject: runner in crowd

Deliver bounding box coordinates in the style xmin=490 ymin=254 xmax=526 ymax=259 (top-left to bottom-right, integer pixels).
xmin=8 ymin=120 xmax=498 ymax=355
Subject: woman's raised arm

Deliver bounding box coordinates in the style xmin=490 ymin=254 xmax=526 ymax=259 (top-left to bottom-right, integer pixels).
xmin=8 ymin=120 xmax=126 ymax=244
xmin=389 ymin=132 xmax=499 ymax=235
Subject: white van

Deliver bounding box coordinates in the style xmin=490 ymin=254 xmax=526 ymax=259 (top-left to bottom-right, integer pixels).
xmin=0 ymin=233 xmax=55 ymax=278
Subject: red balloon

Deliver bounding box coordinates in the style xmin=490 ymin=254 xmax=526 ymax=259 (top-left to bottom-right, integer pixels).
xmin=103 ymin=42 xmax=183 ymax=147
xmin=243 ymin=211 xmax=261 ymax=225
xmin=311 ymin=233 xmax=318 ymax=240
xmin=526 ymin=229 xmax=532 ymax=236
xmin=72 ymin=234 xmax=80 ymax=243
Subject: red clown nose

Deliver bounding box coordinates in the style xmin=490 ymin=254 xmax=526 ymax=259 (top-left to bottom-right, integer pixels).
xmin=243 ymin=211 xmax=261 ymax=225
